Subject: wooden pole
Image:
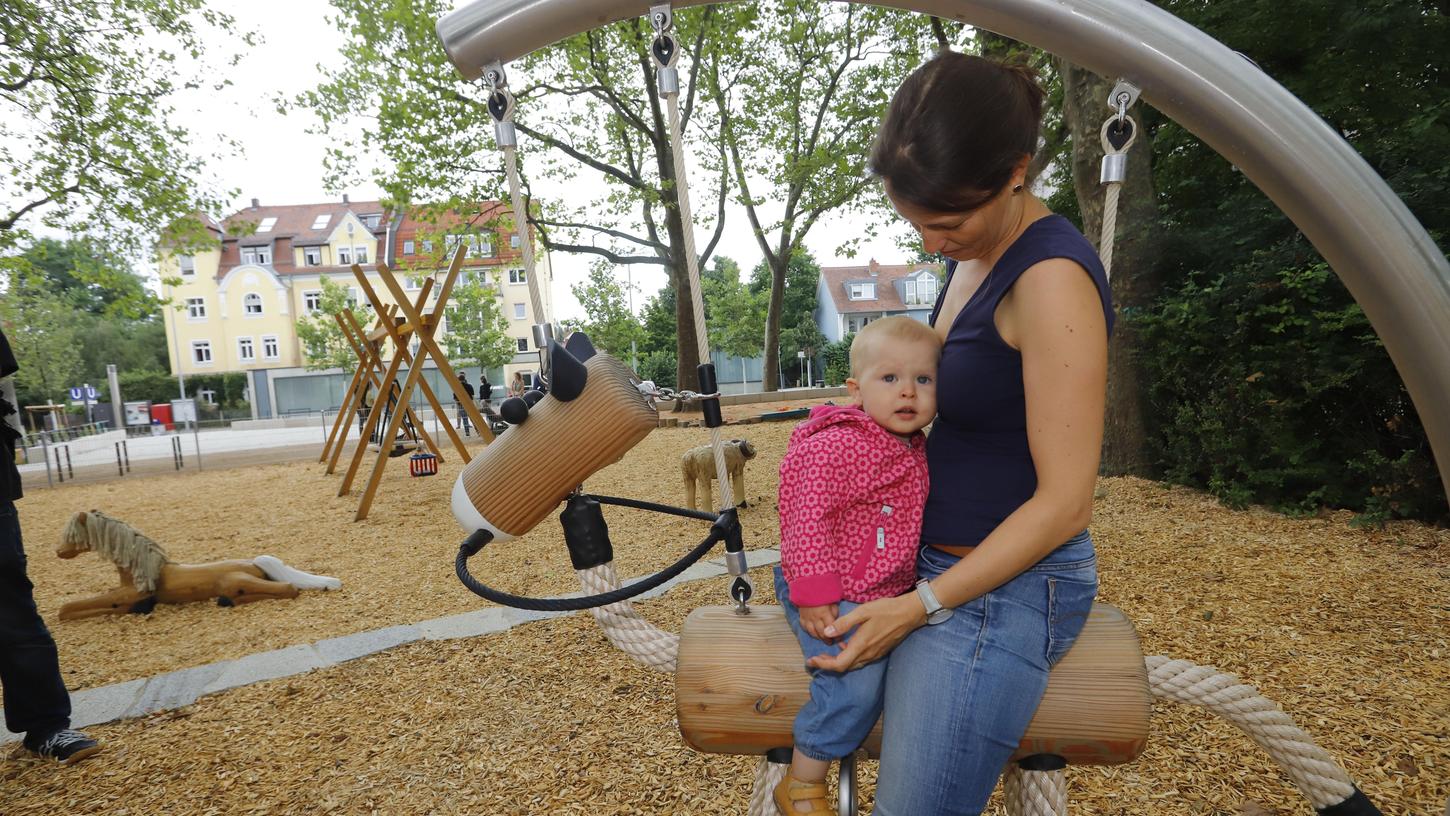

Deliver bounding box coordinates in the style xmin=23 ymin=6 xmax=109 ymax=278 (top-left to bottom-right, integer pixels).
xmin=321 ymin=313 xmax=372 ymax=463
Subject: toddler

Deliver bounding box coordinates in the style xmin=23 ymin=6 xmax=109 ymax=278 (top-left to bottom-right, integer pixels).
xmin=773 ymin=315 xmax=941 ymax=815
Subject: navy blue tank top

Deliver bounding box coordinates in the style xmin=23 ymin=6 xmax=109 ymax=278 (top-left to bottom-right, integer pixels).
xmin=921 ymin=215 xmax=1114 ymax=547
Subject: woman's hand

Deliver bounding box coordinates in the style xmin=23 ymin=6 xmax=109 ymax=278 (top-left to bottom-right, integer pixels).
xmin=807 ymin=594 xmax=925 ymax=672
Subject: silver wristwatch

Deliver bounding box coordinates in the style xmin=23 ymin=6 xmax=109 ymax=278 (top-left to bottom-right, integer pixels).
xmin=915 ymin=579 xmax=954 ymax=625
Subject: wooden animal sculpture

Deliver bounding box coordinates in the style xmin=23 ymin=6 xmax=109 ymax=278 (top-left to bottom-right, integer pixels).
xmin=681 ymin=439 xmax=755 ymax=512
xmin=451 ymin=333 xmax=658 ymax=540
xmin=56 ymin=510 xmax=341 ymax=621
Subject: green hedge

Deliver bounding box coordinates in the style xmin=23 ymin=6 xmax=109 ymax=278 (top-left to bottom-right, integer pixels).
xmin=1133 ymin=258 xmax=1446 ymax=524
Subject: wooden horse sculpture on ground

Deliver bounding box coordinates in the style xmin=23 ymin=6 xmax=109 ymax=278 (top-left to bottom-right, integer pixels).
xmin=56 ymin=510 xmax=341 ymax=621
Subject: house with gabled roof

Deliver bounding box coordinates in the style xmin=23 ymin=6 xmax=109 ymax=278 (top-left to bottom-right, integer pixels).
xmin=156 ymin=196 xmax=554 ymax=417
xmin=816 ymin=258 xmax=945 ymax=343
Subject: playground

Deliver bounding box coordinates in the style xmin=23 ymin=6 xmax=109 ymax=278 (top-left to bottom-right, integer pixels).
xmin=1 ymin=414 xmax=1446 ymax=814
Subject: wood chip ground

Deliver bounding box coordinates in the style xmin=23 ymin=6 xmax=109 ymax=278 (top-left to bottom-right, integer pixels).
xmin=3 ymin=408 xmax=1446 ymax=814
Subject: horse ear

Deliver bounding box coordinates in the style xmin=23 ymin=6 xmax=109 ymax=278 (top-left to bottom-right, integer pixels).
xmin=548 ymin=338 xmax=589 ymax=402
xmin=564 ymin=331 xmax=598 ymax=362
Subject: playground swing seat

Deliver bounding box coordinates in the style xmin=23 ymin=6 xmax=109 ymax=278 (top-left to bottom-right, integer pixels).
xmin=423 ymin=0 xmax=1450 ymax=811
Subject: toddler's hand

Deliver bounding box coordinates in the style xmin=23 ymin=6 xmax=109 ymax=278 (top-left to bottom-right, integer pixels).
xmin=799 ymin=603 xmax=840 ymax=644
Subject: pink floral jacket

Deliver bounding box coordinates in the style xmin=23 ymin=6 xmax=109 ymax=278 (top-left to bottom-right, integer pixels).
xmin=778 ymin=404 xmax=929 ymax=607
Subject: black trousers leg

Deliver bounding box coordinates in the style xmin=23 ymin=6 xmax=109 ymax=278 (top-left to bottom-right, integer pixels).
xmin=0 ymin=500 xmax=71 ymax=736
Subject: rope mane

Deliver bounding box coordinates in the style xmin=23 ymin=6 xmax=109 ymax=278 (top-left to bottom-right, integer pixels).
xmin=63 ymin=511 xmax=172 ymax=592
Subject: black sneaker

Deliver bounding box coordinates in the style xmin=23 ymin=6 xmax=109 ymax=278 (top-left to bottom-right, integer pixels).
xmin=24 ymin=728 xmax=102 ymax=765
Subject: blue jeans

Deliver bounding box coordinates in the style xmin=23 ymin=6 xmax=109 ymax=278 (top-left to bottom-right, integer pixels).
xmin=774 ymin=567 xmax=887 ymax=762
xmin=873 ymin=530 xmax=1098 ymax=815
xmin=0 ymin=501 xmax=72 ymax=737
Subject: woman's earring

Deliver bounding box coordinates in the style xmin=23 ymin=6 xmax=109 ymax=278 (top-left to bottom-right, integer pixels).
xmin=1012 ymin=184 xmax=1024 ymax=194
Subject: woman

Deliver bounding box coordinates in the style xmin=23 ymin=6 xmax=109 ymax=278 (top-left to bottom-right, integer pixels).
xmin=509 ymin=371 xmax=526 ymax=398
xmin=806 ymin=52 xmax=1113 ymax=815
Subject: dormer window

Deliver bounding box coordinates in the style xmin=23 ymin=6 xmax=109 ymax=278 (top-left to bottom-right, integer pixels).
xmin=303 ymin=247 xmax=322 ymax=266
xmin=241 ymin=246 xmax=271 ymax=265
xmin=848 ymin=282 xmax=875 ymax=301
xmin=257 ymin=217 xmax=277 ymax=233
xmin=361 ymin=214 xmax=381 ymax=229
xmin=311 ymin=214 xmax=331 ymax=230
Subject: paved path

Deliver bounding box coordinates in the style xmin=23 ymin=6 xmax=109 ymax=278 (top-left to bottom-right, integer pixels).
xmin=1 ymin=549 xmax=782 ymax=745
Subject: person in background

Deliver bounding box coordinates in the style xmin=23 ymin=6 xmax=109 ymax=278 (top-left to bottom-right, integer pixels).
xmin=455 ymin=371 xmax=476 ymax=437
xmin=0 ymin=325 xmax=103 ymax=764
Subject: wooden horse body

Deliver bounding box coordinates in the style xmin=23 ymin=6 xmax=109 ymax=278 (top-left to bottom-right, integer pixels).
xmin=56 ymin=511 xmax=339 ymax=621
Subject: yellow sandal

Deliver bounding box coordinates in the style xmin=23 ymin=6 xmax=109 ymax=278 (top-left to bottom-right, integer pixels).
xmin=773 ymin=772 xmax=833 ymax=816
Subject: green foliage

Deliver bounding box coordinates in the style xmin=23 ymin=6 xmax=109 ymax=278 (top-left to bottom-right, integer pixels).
xmin=636 ymin=350 xmax=677 ymax=389
xmin=753 ymin=249 xmax=823 ymax=386
xmin=822 ymin=335 xmax=854 ymax=387
xmin=702 ymin=257 xmax=765 ymax=360
xmin=1135 ymin=259 xmax=1445 ymax=523
xmin=113 ymin=370 xmax=179 ymax=405
xmin=446 ymin=270 xmax=517 ymax=371
xmin=14 ymin=238 xmax=161 ymax=319
xmin=569 ymin=261 xmax=644 ymax=360
xmin=0 ymin=262 xmax=82 ymax=405
xmin=296 ymin=278 xmax=375 ymax=371
xmin=639 ymin=286 xmax=678 ymax=358
xmin=0 ymin=0 xmax=247 ymax=255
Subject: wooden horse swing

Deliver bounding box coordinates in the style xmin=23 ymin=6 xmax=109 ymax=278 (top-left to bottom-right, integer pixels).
xmin=319 ymin=245 xmax=493 ymax=520
xmin=428 ymin=5 xmax=1392 ymax=811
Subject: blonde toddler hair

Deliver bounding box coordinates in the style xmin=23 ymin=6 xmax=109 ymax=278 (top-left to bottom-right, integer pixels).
xmin=849 ymin=315 xmax=942 ymax=378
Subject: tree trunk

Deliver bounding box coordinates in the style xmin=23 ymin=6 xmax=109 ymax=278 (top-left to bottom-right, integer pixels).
xmin=1058 ymin=59 xmax=1160 ymax=477
xmin=762 ymin=256 xmax=787 ymax=392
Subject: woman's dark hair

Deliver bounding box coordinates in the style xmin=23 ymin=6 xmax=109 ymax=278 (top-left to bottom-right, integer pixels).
xmin=869 ymin=52 xmax=1046 ymax=213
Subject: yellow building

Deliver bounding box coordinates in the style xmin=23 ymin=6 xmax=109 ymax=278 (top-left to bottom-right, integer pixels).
xmin=157 ymin=197 xmax=555 ymax=416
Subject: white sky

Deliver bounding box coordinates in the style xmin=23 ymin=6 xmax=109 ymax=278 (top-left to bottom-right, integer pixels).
xmin=161 ymin=0 xmax=919 ymax=320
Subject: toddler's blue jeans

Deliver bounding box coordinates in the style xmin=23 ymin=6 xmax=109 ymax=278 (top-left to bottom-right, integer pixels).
xmin=773 ymin=566 xmax=886 ymax=762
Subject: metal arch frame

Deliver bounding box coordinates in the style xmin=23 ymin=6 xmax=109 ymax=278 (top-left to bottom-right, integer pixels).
xmin=436 ymin=0 xmax=1450 ymax=498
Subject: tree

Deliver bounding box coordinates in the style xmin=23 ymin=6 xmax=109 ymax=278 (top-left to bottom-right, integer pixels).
xmin=752 ymin=249 xmax=823 ymax=387
xmin=0 ymin=266 xmax=82 ymax=406
xmin=705 ymin=0 xmax=934 ymax=390
xmin=702 ymin=256 xmax=764 ymax=385
xmin=1057 ymin=61 xmax=1160 ymax=476
xmin=297 ymin=0 xmax=740 ymax=391
xmin=446 ymin=271 xmax=517 ymax=371
xmin=0 ymin=0 xmax=248 ymax=255
xmin=296 ymin=278 xmax=376 ymax=371
xmin=570 ymin=261 xmax=644 ymax=360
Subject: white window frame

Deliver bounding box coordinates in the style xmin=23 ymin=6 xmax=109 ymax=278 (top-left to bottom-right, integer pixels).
xmin=920 ymin=274 xmax=938 ymax=301
xmin=337 ymin=246 xmax=352 ymax=265
xmin=186 ymin=297 xmax=206 ymax=320
xmin=303 ymin=290 xmax=323 ymax=313
xmin=904 ymin=279 xmax=917 ymax=304
xmin=261 ymin=335 xmax=280 ymax=361
xmin=237 ymin=336 xmax=256 ymax=363
xmin=510 ymin=233 xmax=521 ymax=249
xmin=303 ymin=247 xmax=322 ymax=266
xmin=241 ymin=246 xmax=272 ymax=265
xmin=362 ymin=214 xmax=381 ymax=229
xmin=179 ymin=255 xmax=196 ymax=276
xmin=257 ymin=216 xmax=277 ymax=233
xmin=405 ymin=276 xmax=423 ymax=291
xmin=513 ymin=302 xmax=526 ymax=319
xmin=403 ymin=239 xmax=415 ymax=255
xmin=191 ymin=340 xmax=213 ymax=365
xmin=848 ymin=282 xmax=875 ymax=301
xmin=353 ymin=245 xmax=369 ymax=264
xmin=476 ymin=234 xmax=493 ymax=257
xmin=311 ymin=214 xmax=331 ymax=230
xmin=198 ymin=389 xmax=216 ymax=404
xmin=421 ymin=239 xmax=434 ymax=253
xmin=508 ymin=268 xmax=527 ymax=285
xmin=515 ymin=337 xmax=529 ymax=352
xmin=243 ymin=293 xmax=264 ymax=317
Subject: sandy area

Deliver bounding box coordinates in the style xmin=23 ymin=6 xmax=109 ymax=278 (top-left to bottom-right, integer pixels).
xmin=1 ymin=405 xmax=1446 ymax=814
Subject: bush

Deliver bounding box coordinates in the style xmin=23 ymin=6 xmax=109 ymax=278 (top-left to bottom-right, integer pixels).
xmin=635 ymin=350 xmax=677 ymax=390
xmin=1133 ymin=258 xmax=1446 ymax=524
xmin=822 ymin=335 xmax=853 ymax=386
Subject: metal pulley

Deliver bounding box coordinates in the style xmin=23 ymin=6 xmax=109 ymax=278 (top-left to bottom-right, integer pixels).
xmin=1099 ymin=80 xmax=1141 ymax=184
